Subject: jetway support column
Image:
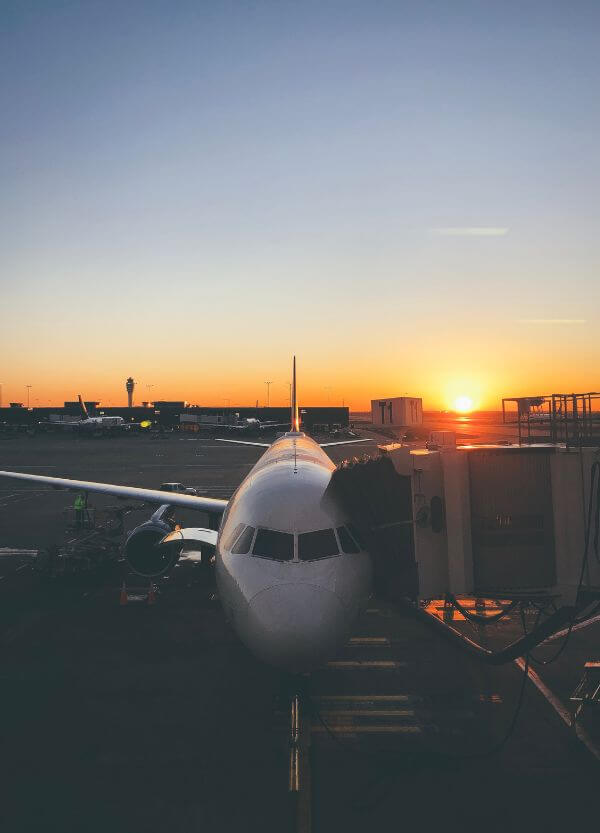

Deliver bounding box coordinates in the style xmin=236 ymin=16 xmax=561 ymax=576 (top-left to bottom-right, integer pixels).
xmin=441 ymin=450 xmax=473 ymax=597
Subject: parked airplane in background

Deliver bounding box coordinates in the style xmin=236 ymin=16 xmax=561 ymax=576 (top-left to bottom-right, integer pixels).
xmin=48 ymin=395 xmax=151 ymax=432
xmin=0 ymin=360 xmax=373 ymax=674
xmin=200 ymin=414 xmax=292 ymax=433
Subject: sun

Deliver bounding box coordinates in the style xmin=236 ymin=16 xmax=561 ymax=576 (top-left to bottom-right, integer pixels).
xmin=453 ymin=395 xmax=474 ymax=413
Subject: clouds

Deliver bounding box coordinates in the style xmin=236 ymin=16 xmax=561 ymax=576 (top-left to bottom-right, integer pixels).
xmin=517 ymin=319 xmax=586 ymax=324
xmin=433 ymin=227 xmax=509 ymax=236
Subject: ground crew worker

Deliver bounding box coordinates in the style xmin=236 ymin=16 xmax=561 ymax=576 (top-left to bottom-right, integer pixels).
xmin=74 ymin=492 xmax=85 ymax=529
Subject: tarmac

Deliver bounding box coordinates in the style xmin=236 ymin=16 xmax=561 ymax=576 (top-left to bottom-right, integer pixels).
xmin=1 ymin=431 xmax=598 ymax=832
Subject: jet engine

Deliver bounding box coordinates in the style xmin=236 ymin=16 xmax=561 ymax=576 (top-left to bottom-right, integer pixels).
xmin=124 ymin=504 xmax=182 ymax=577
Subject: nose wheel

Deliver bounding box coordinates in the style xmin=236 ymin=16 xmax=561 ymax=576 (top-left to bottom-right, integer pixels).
xmin=282 ymin=677 xmax=312 ymax=832
xmin=289 ymin=692 xmax=302 ymax=792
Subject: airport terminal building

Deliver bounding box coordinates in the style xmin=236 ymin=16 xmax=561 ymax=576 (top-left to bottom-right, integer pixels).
xmin=0 ymin=402 xmax=350 ymax=431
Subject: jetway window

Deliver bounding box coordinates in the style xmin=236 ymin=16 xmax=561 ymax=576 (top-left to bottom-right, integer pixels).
xmin=253 ymin=529 xmax=294 ymax=561
xmin=298 ymin=529 xmax=339 ymax=561
xmin=231 ymin=526 xmax=255 ymax=554
xmin=336 ymin=526 xmax=360 ymax=554
xmin=223 ymin=523 xmax=245 ymax=551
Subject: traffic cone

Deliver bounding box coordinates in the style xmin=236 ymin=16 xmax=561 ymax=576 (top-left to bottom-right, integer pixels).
xmin=120 ymin=581 xmax=128 ymax=606
xmin=147 ymin=581 xmax=156 ymax=606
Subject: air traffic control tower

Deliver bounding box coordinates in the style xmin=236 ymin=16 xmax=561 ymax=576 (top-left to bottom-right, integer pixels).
xmin=126 ymin=377 xmax=135 ymax=408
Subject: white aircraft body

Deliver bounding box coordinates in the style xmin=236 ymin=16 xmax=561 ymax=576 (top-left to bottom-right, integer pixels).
xmin=214 ymin=430 xmax=372 ymax=671
xmin=0 ymin=360 xmax=373 ymax=673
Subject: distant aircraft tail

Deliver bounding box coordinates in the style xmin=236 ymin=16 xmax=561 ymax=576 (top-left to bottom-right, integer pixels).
xmin=291 ymin=356 xmax=300 ymax=432
xmin=78 ymin=395 xmax=89 ymax=420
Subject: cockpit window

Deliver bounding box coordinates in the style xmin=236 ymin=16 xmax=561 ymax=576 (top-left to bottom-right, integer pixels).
xmin=223 ymin=522 xmax=245 ymax=551
xmin=231 ymin=525 xmax=255 ymax=554
xmin=336 ymin=526 xmax=360 ymax=554
xmin=252 ymin=528 xmax=294 ymax=561
xmin=347 ymin=523 xmax=365 ymax=550
xmin=298 ymin=528 xmax=339 ymax=561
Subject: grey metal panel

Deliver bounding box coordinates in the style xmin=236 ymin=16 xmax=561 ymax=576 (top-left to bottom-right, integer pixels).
xmin=468 ymin=450 xmax=556 ymax=591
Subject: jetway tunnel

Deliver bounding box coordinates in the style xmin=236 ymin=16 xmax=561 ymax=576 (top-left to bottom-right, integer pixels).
xmin=331 ymin=443 xmax=600 ymax=610
xmin=331 ymin=455 xmax=418 ymax=601
xmin=331 ymin=444 xmax=600 ymax=666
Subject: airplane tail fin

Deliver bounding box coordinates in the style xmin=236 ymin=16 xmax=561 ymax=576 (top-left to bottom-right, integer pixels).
xmin=291 ymin=356 xmax=300 ymax=432
xmin=78 ymin=395 xmax=89 ymax=420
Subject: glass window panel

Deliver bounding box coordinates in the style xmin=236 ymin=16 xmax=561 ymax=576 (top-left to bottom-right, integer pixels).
xmin=231 ymin=526 xmax=255 ymax=554
xmin=347 ymin=523 xmax=365 ymax=550
xmin=298 ymin=529 xmax=339 ymax=561
xmin=223 ymin=522 xmax=245 ymax=551
xmin=252 ymin=528 xmax=294 ymax=561
xmin=337 ymin=526 xmax=360 ymax=554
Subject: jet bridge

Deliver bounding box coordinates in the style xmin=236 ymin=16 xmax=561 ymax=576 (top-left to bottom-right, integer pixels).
xmin=332 ymin=442 xmax=600 ymax=609
xmin=332 ymin=455 xmax=417 ymax=601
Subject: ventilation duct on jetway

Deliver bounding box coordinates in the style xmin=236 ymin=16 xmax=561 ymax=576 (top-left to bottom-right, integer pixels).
xmin=331 ymin=455 xmax=418 ymax=601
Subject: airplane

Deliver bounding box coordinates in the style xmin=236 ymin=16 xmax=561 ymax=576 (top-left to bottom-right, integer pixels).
xmin=0 ymin=359 xmax=374 ymax=674
xmin=197 ymin=414 xmax=292 ymax=433
xmin=46 ymin=396 xmax=151 ymax=433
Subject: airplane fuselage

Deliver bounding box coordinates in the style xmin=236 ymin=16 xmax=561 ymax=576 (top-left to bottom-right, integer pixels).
xmin=215 ymin=432 xmax=372 ymax=673
xmin=80 ymin=416 xmax=126 ymax=428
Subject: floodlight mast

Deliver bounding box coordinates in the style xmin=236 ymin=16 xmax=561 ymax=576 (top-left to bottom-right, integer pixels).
xmin=264 ymin=381 xmax=272 ymax=407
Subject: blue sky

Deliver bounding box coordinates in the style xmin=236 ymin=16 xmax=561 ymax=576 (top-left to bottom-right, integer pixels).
xmin=1 ymin=1 xmax=598 ymax=407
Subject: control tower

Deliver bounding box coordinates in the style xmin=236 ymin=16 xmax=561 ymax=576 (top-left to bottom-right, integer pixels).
xmin=126 ymin=377 xmax=135 ymax=408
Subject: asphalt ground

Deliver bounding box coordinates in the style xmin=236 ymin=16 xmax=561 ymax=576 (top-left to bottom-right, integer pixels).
xmin=0 ymin=433 xmax=598 ymax=832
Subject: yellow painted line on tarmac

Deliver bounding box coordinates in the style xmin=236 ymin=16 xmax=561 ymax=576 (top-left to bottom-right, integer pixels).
xmin=319 ymin=709 xmax=415 ymax=718
xmin=315 ymin=694 xmax=412 ymax=703
xmin=312 ymin=725 xmax=421 ymax=735
xmin=326 ymin=660 xmax=406 ymax=670
xmin=348 ymin=636 xmax=390 ymax=646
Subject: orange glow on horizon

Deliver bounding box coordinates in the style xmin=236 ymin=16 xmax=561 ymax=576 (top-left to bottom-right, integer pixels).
xmin=1 ymin=346 xmax=597 ymax=413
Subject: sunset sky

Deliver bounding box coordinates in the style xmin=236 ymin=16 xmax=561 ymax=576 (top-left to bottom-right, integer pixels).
xmin=1 ymin=2 xmax=598 ymax=410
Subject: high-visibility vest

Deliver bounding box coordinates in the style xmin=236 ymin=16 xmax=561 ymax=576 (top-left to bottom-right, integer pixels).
xmin=74 ymin=495 xmax=85 ymax=510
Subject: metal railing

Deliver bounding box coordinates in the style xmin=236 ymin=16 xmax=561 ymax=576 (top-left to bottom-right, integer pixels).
xmin=502 ymin=392 xmax=600 ymax=448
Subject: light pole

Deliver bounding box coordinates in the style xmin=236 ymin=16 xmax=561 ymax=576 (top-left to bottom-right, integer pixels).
xmin=324 ymin=386 xmax=332 ymax=404
xmin=264 ymin=381 xmax=273 ymax=408
xmin=26 ymin=385 xmax=32 ymax=408
xmin=146 ymin=384 xmax=154 ymax=404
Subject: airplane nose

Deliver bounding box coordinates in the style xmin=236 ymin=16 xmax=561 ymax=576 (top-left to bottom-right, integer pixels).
xmin=245 ymin=583 xmax=349 ymax=673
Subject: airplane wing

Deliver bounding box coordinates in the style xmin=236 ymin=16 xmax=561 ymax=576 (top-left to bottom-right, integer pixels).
xmin=259 ymin=422 xmax=290 ymax=430
xmin=0 ymin=469 xmax=228 ymax=513
xmin=215 ymin=437 xmax=375 ymax=449
xmin=319 ymin=438 xmax=375 ymax=448
xmin=215 ymin=438 xmax=270 ymax=448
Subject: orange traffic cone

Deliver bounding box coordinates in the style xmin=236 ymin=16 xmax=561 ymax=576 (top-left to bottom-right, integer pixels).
xmin=120 ymin=581 xmax=128 ymax=606
xmin=147 ymin=581 xmax=156 ymax=606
